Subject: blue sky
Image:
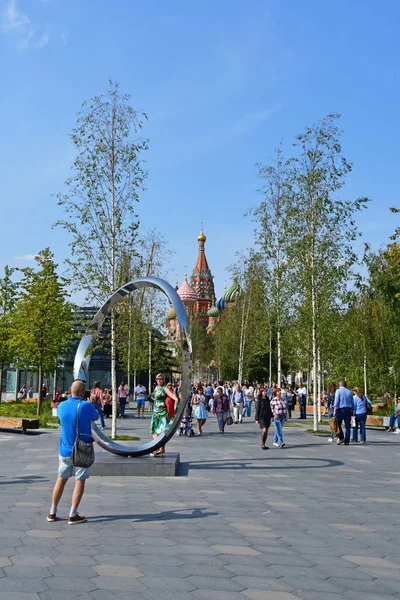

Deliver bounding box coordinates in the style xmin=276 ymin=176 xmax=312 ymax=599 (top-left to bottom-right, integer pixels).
xmin=1 ymin=0 xmax=399 ymax=301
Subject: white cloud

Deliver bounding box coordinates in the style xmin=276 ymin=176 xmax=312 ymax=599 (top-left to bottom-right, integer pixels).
xmin=2 ymin=0 xmax=51 ymax=50
xmin=2 ymin=0 xmax=30 ymax=30
xmin=60 ymin=28 xmax=68 ymax=47
xmin=36 ymin=31 xmax=49 ymax=48
xmin=13 ymin=254 xmax=36 ymax=261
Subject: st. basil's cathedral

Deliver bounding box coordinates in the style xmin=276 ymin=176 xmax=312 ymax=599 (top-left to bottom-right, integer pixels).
xmin=166 ymin=228 xmax=242 ymax=344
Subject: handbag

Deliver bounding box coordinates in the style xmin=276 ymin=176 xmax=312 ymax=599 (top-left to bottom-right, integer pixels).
xmin=329 ymin=415 xmax=340 ymax=436
xmin=365 ymin=397 xmax=373 ymax=415
xmin=72 ymin=401 xmax=95 ymax=468
xmin=226 ymin=415 xmax=234 ymax=426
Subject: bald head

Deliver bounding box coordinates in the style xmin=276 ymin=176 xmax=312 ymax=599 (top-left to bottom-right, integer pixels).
xmin=71 ymin=380 xmax=85 ymax=398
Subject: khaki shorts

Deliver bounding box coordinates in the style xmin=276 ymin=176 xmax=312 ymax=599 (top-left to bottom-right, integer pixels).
xmin=58 ymin=455 xmax=90 ymax=480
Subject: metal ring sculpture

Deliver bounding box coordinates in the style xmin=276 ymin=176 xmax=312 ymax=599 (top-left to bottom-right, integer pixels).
xmin=73 ymin=276 xmax=192 ymax=457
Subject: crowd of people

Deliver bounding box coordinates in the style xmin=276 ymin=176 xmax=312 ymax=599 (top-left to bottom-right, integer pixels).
xmin=51 ymin=376 xmax=400 ymax=452
xmin=47 ymin=374 xmax=399 ymax=525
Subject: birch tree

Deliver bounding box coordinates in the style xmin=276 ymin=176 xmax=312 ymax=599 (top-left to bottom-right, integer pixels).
xmin=250 ymin=146 xmax=294 ymax=385
xmin=290 ymin=114 xmax=368 ymax=429
xmin=55 ymin=81 xmax=148 ymax=438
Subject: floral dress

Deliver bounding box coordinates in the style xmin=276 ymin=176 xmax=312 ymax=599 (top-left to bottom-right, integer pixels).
xmin=193 ymin=394 xmax=208 ymax=420
xmin=150 ymin=385 xmax=170 ymax=435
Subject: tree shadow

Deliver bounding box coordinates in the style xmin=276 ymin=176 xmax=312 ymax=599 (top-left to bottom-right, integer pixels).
xmin=179 ymin=455 xmax=343 ymax=475
xmin=89 ymin=507 xmax=217 ymax=523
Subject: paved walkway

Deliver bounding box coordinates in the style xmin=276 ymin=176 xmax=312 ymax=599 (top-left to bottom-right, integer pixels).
xmin=0 ymin=410 xmax=400 ymax=600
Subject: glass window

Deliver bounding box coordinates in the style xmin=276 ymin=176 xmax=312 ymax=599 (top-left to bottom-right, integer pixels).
xmin=6 ymin=370 xmax=16 ymax=393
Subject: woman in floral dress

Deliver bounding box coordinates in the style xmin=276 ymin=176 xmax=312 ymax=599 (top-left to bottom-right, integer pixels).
xmin=150 ymin=373 xmax=178 ymax=456
xmin=192 ymin=384 xmax=208 ymax=435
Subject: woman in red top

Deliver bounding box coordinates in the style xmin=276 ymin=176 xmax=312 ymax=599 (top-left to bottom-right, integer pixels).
xmin=165 ymin=383 xmax=176 ymax=419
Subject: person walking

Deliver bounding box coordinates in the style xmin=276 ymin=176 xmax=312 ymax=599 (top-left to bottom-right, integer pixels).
xmin=205 ymin=382 xmax=214 ymax=411
xmin=352 ymin=387 xmax=370 ymax=444
xmin=387 ymin=397 xmax=400 ymax=432
xmin=326 ymin=383 xmax=337 ymax=443
xmin=255 ymin=389 xmax=273 ymax=449
xmin=232 ymin=384 xmax=245 ymax=423
xmin=242 ymin=383 xmax=254 ymax=418
xmin=150 ymin=373 xmax=178 ymax=456
xmin=270 ymin=388 xmax=287 ymax=448
xmin=118 ymin=381 xmax=129 ymax=419
xmin=192 ymin=384 xmax=208 ymax=435
xmin=134 ymin=382 xmax=147 ymax=419
xmin=213 ymin=386 xmax=230 ymax=434
xmin=334 ymin=381 xmax=354 ymax=445
xmin=47 ymin=379 xmax=98 ymax=525
xmin=297 ymin=383 xmax=308 ymax=419
xmin=90 ymin=381 xmax=105 ymax=429
xmin=286 ymin=387 xmax=294 ymax=419
xmin=102 ymin=387 xmax=112 ymax=419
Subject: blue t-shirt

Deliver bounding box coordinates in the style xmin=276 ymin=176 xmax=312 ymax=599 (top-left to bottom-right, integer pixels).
xmin=58 ymin=397 xmax=99 ymax=457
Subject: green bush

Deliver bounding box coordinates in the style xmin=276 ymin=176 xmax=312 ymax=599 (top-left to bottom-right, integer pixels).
xmin=0 ymin=400 xmax=59 ymax=429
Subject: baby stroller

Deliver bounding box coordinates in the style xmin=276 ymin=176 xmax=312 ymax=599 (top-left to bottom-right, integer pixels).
xmin=179 ymin=411 xmax=195 ymax=437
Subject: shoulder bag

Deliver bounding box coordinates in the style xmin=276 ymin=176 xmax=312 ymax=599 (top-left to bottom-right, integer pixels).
xmin=72 ymin=401 xmax=95 ymax=468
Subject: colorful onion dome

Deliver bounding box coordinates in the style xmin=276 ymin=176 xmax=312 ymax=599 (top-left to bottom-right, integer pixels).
xmin=216 ymin=297 xmax=225 ymax=311
xmin=167 ymin=306 xmax=177 ymax=320
xmin=177 ymin=275 xmax=198 ymax=303
xmin=224 ymin=277 xmax=242 ymax=304
xmin=207 ymin=304 xmax=219 ymax=318
xmin=197 ymin=229 xmax=206 ymax=242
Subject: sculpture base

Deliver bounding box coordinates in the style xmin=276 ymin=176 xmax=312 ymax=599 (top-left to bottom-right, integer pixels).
xmin=91 ymin=451 xmax=180 ymax=477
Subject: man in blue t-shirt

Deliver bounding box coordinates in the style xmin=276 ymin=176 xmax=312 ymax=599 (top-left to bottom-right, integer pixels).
xmin=47 ymin=379 xmax=98 ymax=525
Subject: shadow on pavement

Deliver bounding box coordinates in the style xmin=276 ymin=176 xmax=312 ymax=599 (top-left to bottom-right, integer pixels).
xmin=0 ymin=474 xmax=48 ymax=485
xmin=89 ymin=507 xmax=217 ymax=523
xmin=179 ymin=455 xmax=343 ymax=475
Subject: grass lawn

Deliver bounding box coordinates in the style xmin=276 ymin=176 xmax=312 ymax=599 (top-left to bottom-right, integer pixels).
xmin=0 ymin=400 xmax=59 ymax=429
xmin=112 ymin=435 xmax=141 ymax=441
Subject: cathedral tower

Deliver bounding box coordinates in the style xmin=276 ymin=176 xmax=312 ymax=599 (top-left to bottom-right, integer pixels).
xmin=190 ymin=228 xmax=215 ymax=322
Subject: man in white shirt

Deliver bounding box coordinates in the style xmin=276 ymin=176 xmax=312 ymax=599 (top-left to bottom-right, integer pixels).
xmin=243 ymin=383 xmax=255 ymax=417
xmin=297 ymin=384 xmax=308 ymax=419
xmin=134 ymin=383 xmax=147 ymax=419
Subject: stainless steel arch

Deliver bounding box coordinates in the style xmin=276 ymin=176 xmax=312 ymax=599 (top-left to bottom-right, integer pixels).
xmin=73 ymin=276 xmax=192 ymax=457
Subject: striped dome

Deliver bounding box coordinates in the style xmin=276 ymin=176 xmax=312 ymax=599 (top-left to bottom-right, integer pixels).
xmin=216 ymin=297 xmax=225 ymax=312
xmin=207 ymin=304 xmax=219 ymax=318
xmin=177 ymin=275 xmax=198 ymax=303
xmin=167 ymin=306 xmax=177 ymax=320
xmin=224 ymin=277 xmax=241 ymax=304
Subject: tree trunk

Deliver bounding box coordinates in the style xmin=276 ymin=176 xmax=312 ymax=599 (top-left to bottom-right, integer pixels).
xmin=111 ymin=310 xmax=117 ymax=439
xmin=148 ymin=327 xmax=152 ymax=396
xmin=238 ymin=294 xmax=247 ymax=384
xmin=269 ymin=329 xmax=272 ymax=386
xmin=127 ymin=295 xmax=132 ymax=391
xmin=37 ymin=365 xmax=43 ymax=416
xmin=277 ymin=325 xmax=281 ymax=386
xmin=363 ymin=346 xmax=367 ymax=397
xmin=53 ymin=368 xmax=57 ymax=400
xmin=311 ymin=269 xmax=318 ymax=431
xmin=317 ymin=347 xmax=321 ymax=423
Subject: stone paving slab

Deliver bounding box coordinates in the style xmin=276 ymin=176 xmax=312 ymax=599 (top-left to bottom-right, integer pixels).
xmin=1 ymin=410 xmax=400 ymax=599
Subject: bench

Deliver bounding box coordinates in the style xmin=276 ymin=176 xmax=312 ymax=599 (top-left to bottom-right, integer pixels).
xmin=0 ymin=417 xmax=40 ymax=433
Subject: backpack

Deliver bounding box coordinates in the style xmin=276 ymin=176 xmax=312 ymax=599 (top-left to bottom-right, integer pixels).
xmin=90 ymin=390 xmax=98 ymax=404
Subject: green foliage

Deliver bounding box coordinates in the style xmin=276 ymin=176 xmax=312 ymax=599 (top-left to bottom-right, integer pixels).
xmin=0 ymin=266 xmax=19 ymax=370
xmin=55 ymin=81 xmax=148 ymax=304
xmin=0 ymin=400 xmax=59 ymax=428
xmin=10 ymin=249 xmax=74 ymax=413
